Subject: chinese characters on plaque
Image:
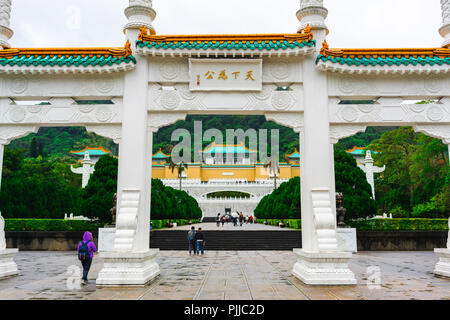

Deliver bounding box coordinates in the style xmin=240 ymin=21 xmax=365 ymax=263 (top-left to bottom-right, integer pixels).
xmin=189 ymin=59 xmax=262 ymax=91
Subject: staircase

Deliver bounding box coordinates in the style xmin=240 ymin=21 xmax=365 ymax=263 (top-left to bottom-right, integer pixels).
xmin=150 ymin=230 xmax=302 ymax=251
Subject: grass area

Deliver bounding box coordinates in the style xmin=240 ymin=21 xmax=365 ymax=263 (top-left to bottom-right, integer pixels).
xmin=5 ymin=219 xmax=102 ymax=231
xmin=151 ymin=219 xmax=201 ymax=230
xmin=256 ymin=219 xmax=302 ymax=230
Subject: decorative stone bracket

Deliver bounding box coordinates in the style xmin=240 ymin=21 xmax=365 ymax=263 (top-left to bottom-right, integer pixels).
xmin=329 ymin=124 xmax=367 ymax=144
xmin=148 ymin=112 xmax=187 ymax=133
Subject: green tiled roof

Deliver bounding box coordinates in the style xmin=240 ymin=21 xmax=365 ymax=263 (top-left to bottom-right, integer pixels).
xmin=0 ymin=54 xmax=136 ymax=67
xmin=71 ymin=149 xmax=112 ymax=157
xmin=316 ymin=54 xmax=450 ymax=67
xmin=201 ymin=145 xmax=257 ymax=154
xmin=153 ymin=150 xmax=170 ymax=159
xmin=136 ymin=39 xmax=315 ymax=51
xmin=287 ymin=151 xmax=300 ymax=158
xmin=346 ymin=148 xmax=379 ymax=156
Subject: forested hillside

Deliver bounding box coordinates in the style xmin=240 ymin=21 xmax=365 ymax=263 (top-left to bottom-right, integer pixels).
xmin=6 ymin=115 xmax=394 ymax=160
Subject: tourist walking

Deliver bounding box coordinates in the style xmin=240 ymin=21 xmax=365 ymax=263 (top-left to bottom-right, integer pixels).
xmin=221 ymin=215 xmax=226 ymax=227
xmin=188 ymin=226 xmax=196 ymax=254
xmin=77 ymin=231 xmax=97 ymax=285
xmin=239 ymin=213 xmax=244 ymax=226
xmin=195 ymin=227 xmax=205 ymax=255
xmin=216 ymin=213 xmax=221 ymax=227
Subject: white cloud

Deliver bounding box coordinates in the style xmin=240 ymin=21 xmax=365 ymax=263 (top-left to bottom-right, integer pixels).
xmin=7 ymin=0 xmax=444 ymax=48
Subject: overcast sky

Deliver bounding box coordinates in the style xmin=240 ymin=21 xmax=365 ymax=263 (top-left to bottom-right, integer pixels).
xmin=9 ymin=0 xmax=443 ymax=48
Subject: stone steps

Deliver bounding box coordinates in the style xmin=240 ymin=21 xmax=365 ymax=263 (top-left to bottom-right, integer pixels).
xmin=150 ymin=230 xmax=302 ymax=251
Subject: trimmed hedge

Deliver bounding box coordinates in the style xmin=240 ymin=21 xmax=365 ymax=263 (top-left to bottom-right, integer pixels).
xmin=5 ymin=219 xmax=101 ymax=231
xmin=256 ymin=218 xmax=449 ymax=231
xmin=347 ymin=218 xmax=449 ymax=231
xmin=151 ymin=219 xmax=200 ymax=230
xmin=256 ymin=219 xmax=302 ymax=230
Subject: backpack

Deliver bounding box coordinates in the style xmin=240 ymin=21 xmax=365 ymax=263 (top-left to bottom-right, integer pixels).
xmin=188 ymin=231 xmax=195 ymax=241
xmin=78 ymin=240 xmax=91 ymax=261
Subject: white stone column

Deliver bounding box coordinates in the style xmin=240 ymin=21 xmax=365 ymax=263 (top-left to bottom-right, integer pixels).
xmin=0 ymin=0 xmax=13 ymax=49
xmin=96 ymin=0 xmax=159 ymax=286
xmin=292 ymin=0 xmax=356 ymax=285
xmin=440 ymin=0 xmax=450 ymax=47
xmin=70 ymin=151 xmax=95 ymax=188
xmin=358 ymin=151 xmax=385 ymax=200
xmin=0 ymin=143 xmax=4 ymax=191
xmin=0 ymin=141 xmax=18 ymax=279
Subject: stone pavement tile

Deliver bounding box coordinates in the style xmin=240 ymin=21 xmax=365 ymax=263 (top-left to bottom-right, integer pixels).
xmin=196 ymin=291 xmax=225 ymax=300
xmin=224 ymin=291 xmax=252 ymax=300
xmin=0 ymin=288 xmax=38 ymax=300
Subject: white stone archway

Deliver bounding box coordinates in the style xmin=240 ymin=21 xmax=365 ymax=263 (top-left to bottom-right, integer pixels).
xmin=0 ymin=0 xmax=448 ymax=285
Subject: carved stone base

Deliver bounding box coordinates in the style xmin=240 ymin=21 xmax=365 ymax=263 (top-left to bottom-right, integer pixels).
xmin=0 ymin=249 xmax=19 ymax=279
xmin=292 ymin=249 xmax=357 ymax=285
xmin=98 ymin=228 xmax=116 ymax=252
xmin=434 ymin=248 xmax=450 ymax=278
xmin=96 ymin=249 xmax=160 ymax=286
xmin=336 ymin=228 xmax=357 ymax=253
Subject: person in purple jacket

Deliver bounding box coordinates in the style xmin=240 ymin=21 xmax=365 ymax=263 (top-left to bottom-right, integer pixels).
xmin=77 ymin=231 xmax=97 ymax=285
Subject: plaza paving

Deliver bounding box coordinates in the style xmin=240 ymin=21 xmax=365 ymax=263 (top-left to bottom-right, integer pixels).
xmin=0 ymin=250 xmax=449 ymax=300
xmin=159 ymin=222 xmax=292 ymax=231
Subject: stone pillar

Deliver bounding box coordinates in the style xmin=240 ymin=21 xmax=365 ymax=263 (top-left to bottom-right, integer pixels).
xmin=440 ymin=0 xmax=450 ymax=47
xmin=0 ymin=0 xmax=13 ymax=49
xmin=434 ymin=218 xmax=450 ymax=278
xmin=0 ymin=142 xmax=18 ymax=279
xmin=96 ymin=0 xmax=159 ymax=286
xmin=292 ymin=0 xmax=356 ymax=285
xmin=358 ymin=151 xmax=385 ymax=200
xmin=70 ymin=151 xmax=95 ymax=188
xmin=0 ymin=143 xmax=3 ymax=191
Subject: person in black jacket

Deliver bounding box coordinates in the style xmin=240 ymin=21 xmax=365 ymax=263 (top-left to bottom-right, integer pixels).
xmin=195 ymin=227 xmax=205 ymax=255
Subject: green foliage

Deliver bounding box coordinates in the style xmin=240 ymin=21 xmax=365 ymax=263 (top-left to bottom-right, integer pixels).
xmin=334 ymin=150 xmax=377 ymax=220
xmin=151 ymin=219 xmax=200 ymax=230
xmin=255 ymin=219 xmax=302 ymax=229
xmin=80 ymin=155 xmax=118 ymax=222
xmin=254 ymin=151 xmax=377 ymax=220
xmin=347 ymin=218 xmax=449 ymax=231
xmin=79 ymin=156 xmax=202 ymax=222
xmin=4 ymin=219 xmax=101 ymax=231
xmin=0 ymin=148 xmax=82 ymax=219
xmin=8 ymin=126 xmax=118 ymax=159
xmin=151 ymin=179 xmax=202 ymax=220
xmin=154 ymin=115 xmax=299 ymax=161
xmin=411 ymin=185 xmax=450 ymax=218
xmin=335 ymin=126 xmax=398 ymax=151
xmin=369 ymin=126 xmax=449 ymax=216
xmin=206 ymin=191 xmax=250 ymax=198
xmin=254 ymin=177 xmax=301 ymax=219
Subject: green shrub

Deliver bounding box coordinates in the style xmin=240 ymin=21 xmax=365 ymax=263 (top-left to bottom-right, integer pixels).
xmin=347 ymin=218 xmax=449 ymax=231
xmin=5 ymin=219 xmax=101 ymax=231
xmin=150 ymin=219 xmax=200 ymax=230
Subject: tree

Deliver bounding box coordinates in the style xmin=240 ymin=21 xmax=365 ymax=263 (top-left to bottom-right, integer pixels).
xmin=254 ymin=150 xmax=377 ymax=220
xmin=80 ymin=155 xmax=118 ymax=222
xmin=0 ymin=148 xmax=81 ymax=219
xmin=369 ymin=126 xmax=449 ymax=216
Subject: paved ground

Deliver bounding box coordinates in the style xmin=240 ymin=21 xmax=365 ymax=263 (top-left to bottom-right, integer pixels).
xmin=159 ymin=222 xmax=292 ymax=231
xmin=0 ymin=251 xmax=449 ymax=300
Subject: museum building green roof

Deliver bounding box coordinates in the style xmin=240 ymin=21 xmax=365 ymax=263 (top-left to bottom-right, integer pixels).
xmin=0 ymin=42 xmax=136 ymax=68
xmin=316 ymin=41 xmax=450 ymax=67
xmin=136 ymin=27 xmax=316 ymax=52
